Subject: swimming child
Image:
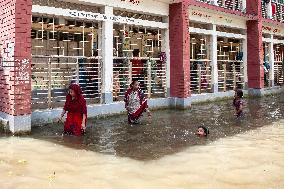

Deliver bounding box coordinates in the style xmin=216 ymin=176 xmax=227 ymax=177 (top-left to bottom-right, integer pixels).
xmin=124 ymin=79 xmax=151 ymax=124
xmin=196 ymin=126 xmax=209 ymax=137
xmin=233 ymin=89 xmax=244 ymax=117
xmin=59 ymin=83 xmax=87 ymax=136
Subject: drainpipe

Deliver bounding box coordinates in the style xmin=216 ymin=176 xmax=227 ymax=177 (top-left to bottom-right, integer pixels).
xmin=212 ymin=0 xmax=219 ymax=6
xmin=266 ymin=1 xmax=273 ymax=19
xmin=101 ymin=6 xmax=114 ymax=104
xmin=268 ymin=35 xmax=275 ymax=87
xmin=210 ymin=24 xmax=218 ymax=93
xmin=242 ymin=35 xmax=248 ymax=89
xmin=241 ymin=0 xmax=246 ymax=12
xmin=161 ymin=17 xmax=170 ymax=97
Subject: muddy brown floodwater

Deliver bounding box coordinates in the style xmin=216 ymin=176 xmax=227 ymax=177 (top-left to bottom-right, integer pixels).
xmin=0 ymin=94 xmax=284 ymax=189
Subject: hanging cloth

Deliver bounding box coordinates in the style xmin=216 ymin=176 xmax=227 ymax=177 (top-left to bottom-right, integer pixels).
xmin=271 ymin=3 xmax=277 ymax=15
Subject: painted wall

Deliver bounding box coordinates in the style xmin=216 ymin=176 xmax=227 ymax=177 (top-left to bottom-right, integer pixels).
xmin=246 ymin=0 xmax=264 ymax=89
xmin=188 ymin=7 xmax=247 ymax=29
xmin=0 ymin=0 xmax=32 ymax=116
xmin=262 ymin=23 xmax=284 ymax=36
xmin=32 ymin=5 xmax=168 ymax=29
xmin=169 ymin=2 xmax=191 ymax=99
xmin=49 ymin=0 xmax=170 ymax=16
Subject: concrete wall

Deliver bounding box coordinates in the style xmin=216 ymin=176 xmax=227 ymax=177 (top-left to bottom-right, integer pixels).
xmin=31 ymin=87 xmax=284 ymax=125
xmin=31 ymin=98 xmax=171 ymax=125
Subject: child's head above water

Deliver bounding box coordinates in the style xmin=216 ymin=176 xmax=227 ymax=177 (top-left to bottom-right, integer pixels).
xmin=196 ymin=126 xmax=209 ymax=137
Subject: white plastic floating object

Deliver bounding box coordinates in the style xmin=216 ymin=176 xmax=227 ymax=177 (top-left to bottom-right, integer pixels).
xmin=17 ymin=159 xmax=27 ymax=164
xmin=48 ymin=172 xmax=56 ymax=182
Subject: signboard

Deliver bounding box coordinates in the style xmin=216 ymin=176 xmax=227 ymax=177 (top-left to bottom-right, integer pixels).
xmin=262 ymin=25 xmax=282 ymax=35
xmin=188 ymin=8 xmax=247 ymax=29
xmin=32 ymin=5 xmax=168 ymax=29
xmin=121 ymin=0 xmax=141 ymax=5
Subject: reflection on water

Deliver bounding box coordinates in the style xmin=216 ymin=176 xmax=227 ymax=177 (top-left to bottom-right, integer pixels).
xmin=0 ymin=94 xmax=284 ymax=188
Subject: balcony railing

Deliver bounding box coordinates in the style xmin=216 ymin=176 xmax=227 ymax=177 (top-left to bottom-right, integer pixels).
xmin=196 ymin=0 xmax=245 ymax=12
xmin=196 ymin=0 xmax=284 ymax=23
xmin=262 ymin=0 xmax=284 ymax=23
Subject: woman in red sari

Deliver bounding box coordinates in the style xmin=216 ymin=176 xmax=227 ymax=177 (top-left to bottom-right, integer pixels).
xmin=124 ymin=80 xmax=151 ymax=124
xmin=59 ymin=84 xmax=87 ymax=136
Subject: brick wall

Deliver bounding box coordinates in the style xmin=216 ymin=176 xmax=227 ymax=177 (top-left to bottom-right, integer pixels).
xmin=0 ymin=0 xmax=32 ymax=116
xmin=246 ymin=0 xmax=264 ymax=89
xmin=169 ymin=2 xmax=191 ymax=98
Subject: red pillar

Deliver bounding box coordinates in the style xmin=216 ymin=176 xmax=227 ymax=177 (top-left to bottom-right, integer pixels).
xmin=246 ymin=0 xmax=264 ymax=90
xmin=169 ymin=2 xmax=191 ymax=105
xmin=0 ymin=0 xmax=32 ymax=133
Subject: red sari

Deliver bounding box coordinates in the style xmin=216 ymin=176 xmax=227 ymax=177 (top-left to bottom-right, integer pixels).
xmin=124 ymin=88 xmax=148 ymax=124
xmin=63 ymin=84 xmax=87 ymax=136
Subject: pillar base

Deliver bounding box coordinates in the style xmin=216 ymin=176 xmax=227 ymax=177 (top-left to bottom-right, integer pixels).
xmin=243 ymin=82 xmax=248 ymax=90
xmin=102 ymin=92 xmax=113 ymax=104
xmin=248 ymin=88 xmax=263 ymax=97
xmin=166 ymin=88 xmax=171 ymax=97
xmin=269 ymin=80 xmax=275 ymax=88
xmin=211 ymin=83 xmax=218 ymax=93
xmin=0 ymin=112 xmax=31 ymax=134
xmin=170 ymin=97 xmax=191 ymax=109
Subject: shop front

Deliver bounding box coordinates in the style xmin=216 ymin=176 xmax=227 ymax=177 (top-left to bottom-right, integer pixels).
xmin=30 ymin=0 xmax=169 ymax=109
xmin=188 ymin=7 xmax=247 ymax=94
xmin=190 ymin=32 xmax=212 ymax=94
xmin=31 ymin=14 xmax=102 ymax=109
xmin=217 ymin=35 xmax=245 ymax=92
xmin=274 ymin=42 xmax=284 ymax=86
xmin=112 ymin=13 xmax=168 ymax=101
xmin=262 ymin=24 xmax=284 ymax=87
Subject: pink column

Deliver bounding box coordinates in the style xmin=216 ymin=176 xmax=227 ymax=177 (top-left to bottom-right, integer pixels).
xmin=246 ymin=0 xmax=264 ymax=92
xmin=169 ymin=2 xmax=191 ymax=108
xmin=0 ymin=0 xmax=32 ymax=133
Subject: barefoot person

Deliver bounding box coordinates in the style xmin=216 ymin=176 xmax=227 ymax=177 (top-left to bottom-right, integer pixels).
xmin=124 ymin=80 xmax=151 ymax=124
xmin=59 ymin=83 xmax=87 ymax=136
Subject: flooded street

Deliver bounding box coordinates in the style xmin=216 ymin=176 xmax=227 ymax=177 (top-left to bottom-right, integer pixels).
xmin=0 ymin=94 xmax=284 ymax=188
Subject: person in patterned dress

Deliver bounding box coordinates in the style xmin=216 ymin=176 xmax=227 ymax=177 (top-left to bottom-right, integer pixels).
xmin=124 ymin=80 xmax=151 ymax=124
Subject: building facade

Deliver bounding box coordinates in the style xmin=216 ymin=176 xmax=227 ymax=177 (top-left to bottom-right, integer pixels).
xmin=0 ymin=0 xmax=283 ymax=133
